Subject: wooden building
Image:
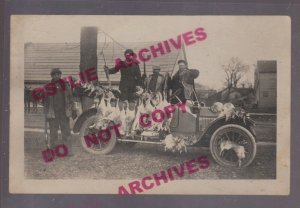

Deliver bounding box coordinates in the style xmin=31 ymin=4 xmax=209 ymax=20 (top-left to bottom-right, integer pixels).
xmin=254 ymin=60 xmax=277 ymax=109
xmin=24 ymin=42 xmax=186 ymax=89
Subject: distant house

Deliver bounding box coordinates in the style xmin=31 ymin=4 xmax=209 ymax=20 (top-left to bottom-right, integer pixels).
xmin=207 ymin=87 xmax=256 ymax=108
xmin=194 ymin=89 xmax=217 ymax=105
xmin=24 ymin=42 xmax=186 ymax=89
xmin=254 ymin=60 xmax=277 ymax=109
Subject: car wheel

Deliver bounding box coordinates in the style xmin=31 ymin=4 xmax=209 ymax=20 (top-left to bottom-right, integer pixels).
xmin=210 ymin=124 xmax=256 ymax=168
xmin=79 ymin=115 xmax=117 ymax=155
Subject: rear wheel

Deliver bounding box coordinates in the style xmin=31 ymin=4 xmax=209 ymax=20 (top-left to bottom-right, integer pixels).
xmin=79 ymin=115 xmax=117 ymax=154
xmin=210 ymin=124 xmax=256 ymax=168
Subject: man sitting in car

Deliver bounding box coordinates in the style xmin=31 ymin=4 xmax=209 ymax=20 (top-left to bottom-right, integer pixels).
xmin=168 ymin=60 xmax=200 ymax=104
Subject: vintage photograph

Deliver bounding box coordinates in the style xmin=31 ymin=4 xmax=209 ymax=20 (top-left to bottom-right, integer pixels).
xmin=9 ymin=15 xmax=290 ymax=194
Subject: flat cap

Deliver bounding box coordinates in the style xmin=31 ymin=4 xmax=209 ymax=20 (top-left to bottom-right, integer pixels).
xmin=50 ymin=68 xmax=62 ymax=75
xmin=152 ymin=65 xmax=161 ymax=70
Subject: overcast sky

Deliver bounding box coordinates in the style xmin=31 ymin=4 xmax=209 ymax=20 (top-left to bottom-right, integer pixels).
xmin=14 ymin=15 xmax=290 ymax=90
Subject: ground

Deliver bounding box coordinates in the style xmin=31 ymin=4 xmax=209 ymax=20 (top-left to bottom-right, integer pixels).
xmin=25 ymin=139 xmax=276 ymax=180
xmin=24 ymin=113 xmax=276 ymax=180
xmin=25 ymin=137 xmax=276 ymax=179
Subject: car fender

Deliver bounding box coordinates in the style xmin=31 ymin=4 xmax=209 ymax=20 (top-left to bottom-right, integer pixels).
xmin=73 ymin=108 xmax=97 ymax=133
xmin=196 ymin=116 xmax=256 ymax=147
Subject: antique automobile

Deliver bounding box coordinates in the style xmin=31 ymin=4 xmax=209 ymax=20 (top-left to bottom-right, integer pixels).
xmin=72 ymin=83 xmax=256 ymax=168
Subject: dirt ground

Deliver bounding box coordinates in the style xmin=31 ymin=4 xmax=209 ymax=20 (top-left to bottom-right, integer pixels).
xmin=25 ymin=141 xmax=276 ymax=180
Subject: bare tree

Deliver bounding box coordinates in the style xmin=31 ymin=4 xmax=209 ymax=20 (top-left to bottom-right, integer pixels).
xmin=222 ymin=57 xmax=249 ymax=89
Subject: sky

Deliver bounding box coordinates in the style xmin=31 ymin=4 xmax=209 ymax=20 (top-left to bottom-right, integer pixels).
xmin=14 ymin=15 xmax=290 ymax=90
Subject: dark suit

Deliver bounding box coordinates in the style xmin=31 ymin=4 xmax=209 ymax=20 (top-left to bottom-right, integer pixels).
xmin=108 ymin=61 xmax=142 ymax=102
xmin=169 ymin=68 xmax=199 ymax=103
xmin=44 ymin=79 xmax=76 ymax=148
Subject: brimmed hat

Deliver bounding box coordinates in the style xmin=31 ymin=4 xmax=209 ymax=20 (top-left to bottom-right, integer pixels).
xmin=50 ymin=68 xmax=62 ymax=75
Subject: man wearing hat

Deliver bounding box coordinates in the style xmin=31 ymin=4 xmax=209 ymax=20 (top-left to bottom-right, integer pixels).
xmin=146 ymin=65 xmax=165 ymax=95
xmin=44 ymin=68 xmax=77 ymax=154
xmin=104 ymin=49 xmax=143 ymax=110
xmin=169 ymin=60 xmax=199 ymax=103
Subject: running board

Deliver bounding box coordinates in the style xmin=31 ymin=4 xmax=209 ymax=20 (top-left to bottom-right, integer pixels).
xmin=118 ymin=139 xmax=162 ymax=145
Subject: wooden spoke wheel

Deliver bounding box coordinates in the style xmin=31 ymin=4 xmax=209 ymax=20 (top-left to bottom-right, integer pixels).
xmin=210 ymin=124 xmax=256 ymax=168
xmin=79 ymin=115 xmax=117 ymax=154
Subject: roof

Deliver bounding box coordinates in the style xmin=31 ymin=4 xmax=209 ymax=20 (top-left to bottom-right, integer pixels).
xmin=257 ymin=60 xmax=277 ymax=73
xmin=195 ymin=89 xmax=217 ymax=99
xmin=231 ymin=87 xmax=254 ymax=96
xmin=25 ymin=42 xmax=185 ymax=83
xmin=208 ymin=87 xmax=254 ymax=99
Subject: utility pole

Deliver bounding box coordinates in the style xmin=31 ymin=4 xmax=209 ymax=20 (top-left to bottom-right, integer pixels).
xmin=80 ymin=27 xmax=98 ymax=111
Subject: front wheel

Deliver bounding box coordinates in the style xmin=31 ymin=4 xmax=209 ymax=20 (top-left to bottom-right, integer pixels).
xmin=210 ymin=124 xmax=256 ymax=168
xmin=79 ymin=115 xmax=117 ymax=154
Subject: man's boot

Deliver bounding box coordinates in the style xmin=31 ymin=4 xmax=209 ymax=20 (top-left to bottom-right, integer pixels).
xmin=65 ymin=138 xmax=74 ymax=157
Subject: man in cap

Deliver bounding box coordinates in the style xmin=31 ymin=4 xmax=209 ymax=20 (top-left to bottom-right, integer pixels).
xmin=104 ymin=49 xmax=142 ymax=110
xmin=44 ymin=68 xmax=77 ymax=154
xmin=168 ymin=60 xmax=199 ymax=103
xmin=146 ymin=65 xmax=166 ymax=95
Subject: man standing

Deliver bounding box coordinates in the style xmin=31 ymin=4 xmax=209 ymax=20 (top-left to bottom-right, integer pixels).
xmin=44 ymin=68 xmax=77 ymax=154
xmin=146 ymin=65 xmax=165 ymax=94
xmin=169 ymin=60 xmax=199 ymax=103
xmin=104 ymin=49 xmax=143 ymax=110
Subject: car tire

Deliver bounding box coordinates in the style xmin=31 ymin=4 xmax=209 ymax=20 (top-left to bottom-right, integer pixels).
xmin=210 ymin=124 xmax=256 ymax=168
xmin=79 ymin=115 xmax=117 ymax=155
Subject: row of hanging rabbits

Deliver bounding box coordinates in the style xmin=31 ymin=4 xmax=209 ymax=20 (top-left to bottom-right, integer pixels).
xmin=83 ymin=87 xmax=187 ymax=154
xmin=90 ymin=87 xmax=172 ymax=137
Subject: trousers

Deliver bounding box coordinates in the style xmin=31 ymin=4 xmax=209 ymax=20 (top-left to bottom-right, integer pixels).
xmin=48 ymin=112 xmax=71 ymax=149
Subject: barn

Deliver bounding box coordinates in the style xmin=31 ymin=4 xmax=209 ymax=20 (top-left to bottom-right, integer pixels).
xmin=24 ymin=42 xmax=186 ymax=89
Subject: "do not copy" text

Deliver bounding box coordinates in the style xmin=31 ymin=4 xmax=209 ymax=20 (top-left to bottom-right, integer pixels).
xmin=84 ymin=123 xmax=122 ymax=147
